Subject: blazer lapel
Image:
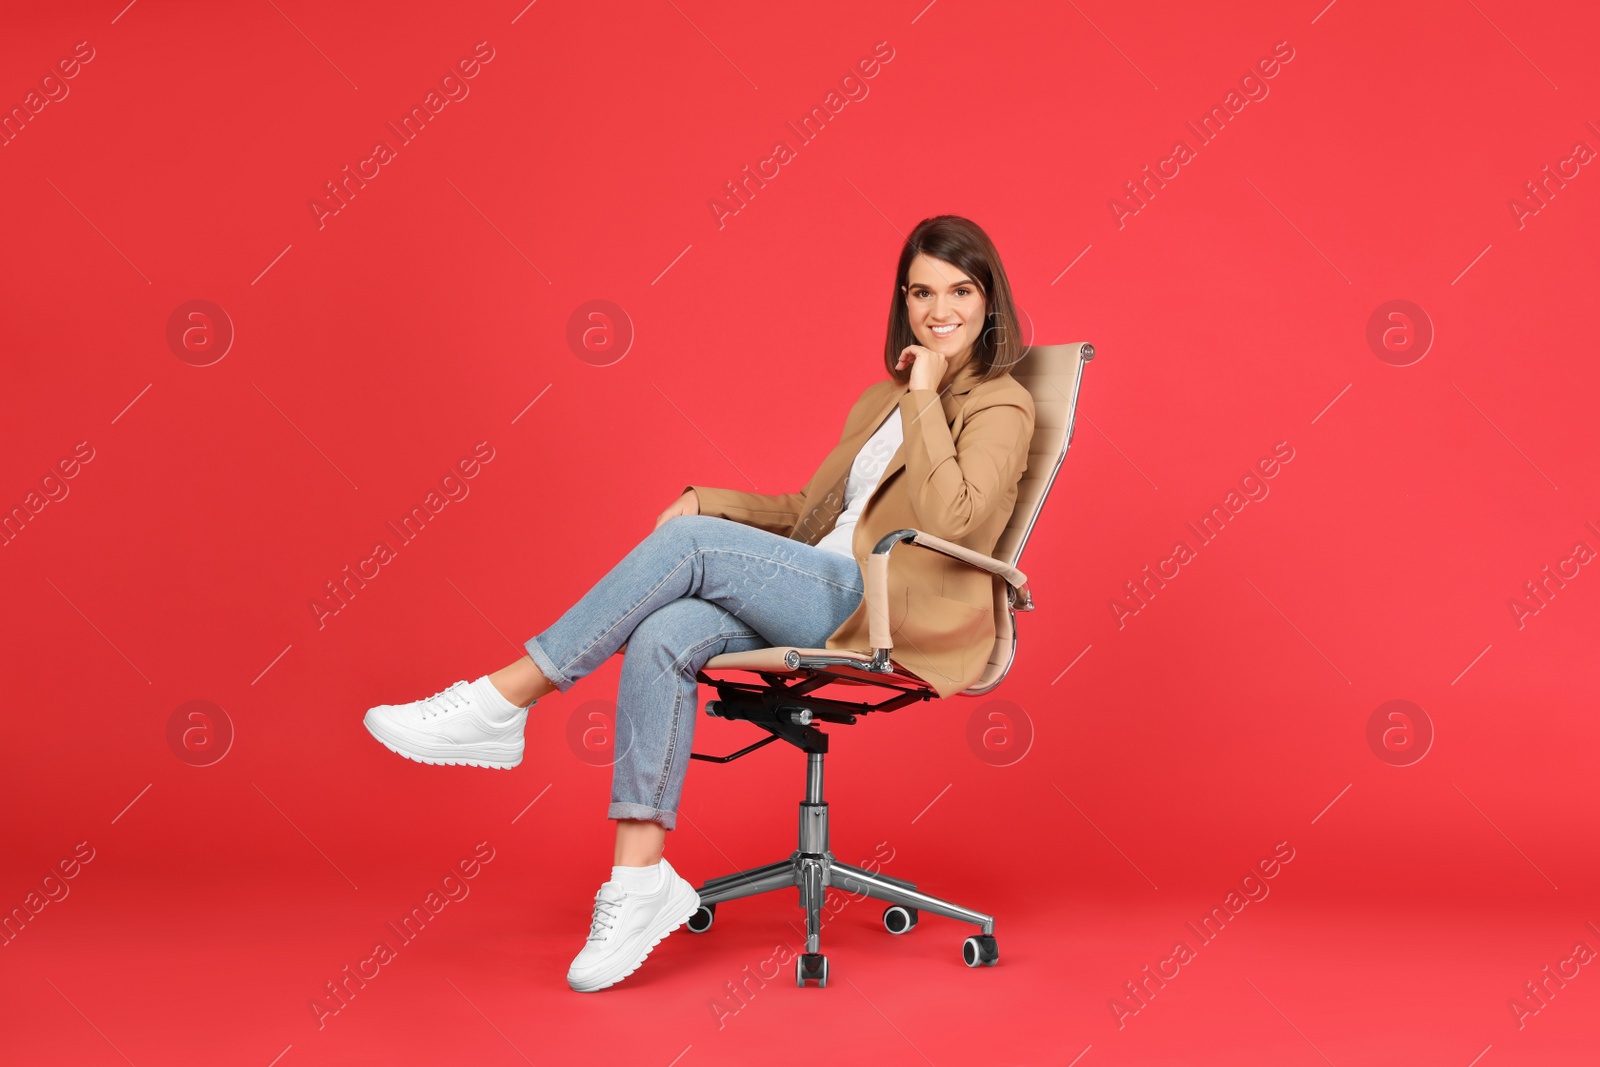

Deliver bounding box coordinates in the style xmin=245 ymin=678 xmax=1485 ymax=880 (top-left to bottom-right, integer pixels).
xmin=869 ymin=360 xmax=984 ymax=494
xmin=786 ymin=381 xmax=907 ymax=544
xmin=788 ymin=361 xmax=983 ymax=544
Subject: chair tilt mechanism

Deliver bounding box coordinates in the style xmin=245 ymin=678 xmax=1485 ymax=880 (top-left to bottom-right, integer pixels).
xmin=686 ymin=342 xmax=1094 ymax=989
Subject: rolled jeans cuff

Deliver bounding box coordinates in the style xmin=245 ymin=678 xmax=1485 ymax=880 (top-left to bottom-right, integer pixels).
xmin=522 ymin=636 xmax=574 ymax=694
xmin=609 ymin=801 xmax=676 ymax=831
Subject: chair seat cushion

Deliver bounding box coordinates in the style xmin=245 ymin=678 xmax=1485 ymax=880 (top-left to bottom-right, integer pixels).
xmin=702 ymin=647 xmax=865 ymax=669
xmin=699 ymin=647 xmax=932 ymax=689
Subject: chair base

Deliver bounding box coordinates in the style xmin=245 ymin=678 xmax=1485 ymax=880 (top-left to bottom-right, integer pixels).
xmin=688 ymin=749 xmax=995 ymax=976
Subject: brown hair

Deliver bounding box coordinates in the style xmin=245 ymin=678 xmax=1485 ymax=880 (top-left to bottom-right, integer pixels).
xmin=882 ymin=215 xmax=1025 ymax=385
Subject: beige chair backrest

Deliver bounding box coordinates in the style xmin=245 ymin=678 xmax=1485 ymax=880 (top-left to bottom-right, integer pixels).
xmin=965 ymin=342 xmax=1094 ymax=695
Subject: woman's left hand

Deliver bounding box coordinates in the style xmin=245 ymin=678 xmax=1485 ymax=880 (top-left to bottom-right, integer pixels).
xmin=896 ymin=344 xmax=947 ymax=392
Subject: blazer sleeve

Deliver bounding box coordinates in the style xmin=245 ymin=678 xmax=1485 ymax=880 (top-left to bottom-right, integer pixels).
xmin=681 ymin=484 xmax=806 ymax=536
xmin=896 ymin=380 xmax=1035 ymax=541
xmin=685 ymin=382 xmax=889 ymax=537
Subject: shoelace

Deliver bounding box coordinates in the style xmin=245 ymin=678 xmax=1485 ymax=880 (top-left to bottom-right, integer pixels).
xmin=586 ymin=887 xmax=628 ymax=941
xmin=418 ymin=681 xmax=472 ymax=721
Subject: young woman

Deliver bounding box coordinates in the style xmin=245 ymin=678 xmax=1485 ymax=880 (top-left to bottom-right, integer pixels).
xmin=364 ymin=214 xmax=1036 ymax=992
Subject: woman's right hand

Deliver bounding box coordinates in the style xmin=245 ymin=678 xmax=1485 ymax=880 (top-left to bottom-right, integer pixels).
xmin=654 ymin=489 xmax=700 ymax=530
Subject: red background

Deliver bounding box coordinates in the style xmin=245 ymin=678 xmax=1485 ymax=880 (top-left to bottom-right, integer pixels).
xmin=3 ymin=0 xmax=1598 ymax=1064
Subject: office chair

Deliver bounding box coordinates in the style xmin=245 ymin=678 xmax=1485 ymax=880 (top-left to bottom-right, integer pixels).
xmin=683 ymin=342 xmax=1094 ymax=987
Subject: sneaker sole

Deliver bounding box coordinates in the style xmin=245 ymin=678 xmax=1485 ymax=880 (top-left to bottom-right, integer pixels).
xmin=567 ymin=880 xmax=701 ymax=993
xmin=363 ymin=711 xmax=523 ymax=770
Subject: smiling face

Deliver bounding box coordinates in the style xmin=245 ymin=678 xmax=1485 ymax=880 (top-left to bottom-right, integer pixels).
xmin=902 ymin=252 xmax=987 ymax=371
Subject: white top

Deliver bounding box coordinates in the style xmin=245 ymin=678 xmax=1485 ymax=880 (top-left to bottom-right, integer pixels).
xmin=814 ymin=408 xmax=905 ymax=560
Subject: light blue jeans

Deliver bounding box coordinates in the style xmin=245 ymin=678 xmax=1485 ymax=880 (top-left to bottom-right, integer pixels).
xmin=523 ymin=515 xmax=866 ymax=830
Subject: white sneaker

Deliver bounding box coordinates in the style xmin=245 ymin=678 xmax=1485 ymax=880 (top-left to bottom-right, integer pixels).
xmin=364 ymin=679 xmax=530 ymax=769
xmin=567 ymin=858 xmax=700 ymax=992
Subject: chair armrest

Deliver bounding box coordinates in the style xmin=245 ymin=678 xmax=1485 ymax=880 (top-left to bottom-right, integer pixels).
xmin=864 ymin=529 xmax=1033 ymax=655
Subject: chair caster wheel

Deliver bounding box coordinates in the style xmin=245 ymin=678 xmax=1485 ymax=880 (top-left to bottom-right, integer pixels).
xmin=687 ymin=904 xmax=716 ymax=933
xmin=796 ymin=952 xmax=828 ymax=987
xmin=883 ymin=905 xmax=919 ymax=934
xmin=962 ymin=934 xmax=999 ymax=967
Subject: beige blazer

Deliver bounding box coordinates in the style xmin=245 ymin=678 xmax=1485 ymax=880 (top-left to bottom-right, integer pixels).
xmin=688 ymin=358 xmax=1036 ymax=698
